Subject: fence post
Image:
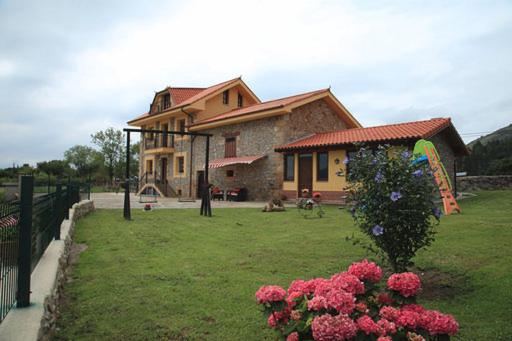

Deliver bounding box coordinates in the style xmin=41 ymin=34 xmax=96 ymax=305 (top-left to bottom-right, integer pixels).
xmin=65 ymin=177 xmax=70 ymax=219
xmin=17 ymin=175 xmax=33 ymax=308
xmin=55 ymin=182 xmax=62 ymax=240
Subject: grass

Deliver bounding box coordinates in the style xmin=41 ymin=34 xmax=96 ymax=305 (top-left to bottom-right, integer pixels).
xmin=55 ymin=190 xmax=512 ymax=340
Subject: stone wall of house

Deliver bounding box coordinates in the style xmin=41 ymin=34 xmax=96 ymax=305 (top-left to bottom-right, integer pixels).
xmin=430 ymin=130 xmax=457 ymax=186
xmin=193 ymin=116 xmax=283 ymax=200
xmin=281 ymin=99 xmax=348 ymax=143
xmin=456 ymin=175 xmax=512 ymax=192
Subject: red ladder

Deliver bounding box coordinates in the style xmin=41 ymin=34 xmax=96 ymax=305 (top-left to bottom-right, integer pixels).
xmin=423 ymin=146 xmax=461 ymax=215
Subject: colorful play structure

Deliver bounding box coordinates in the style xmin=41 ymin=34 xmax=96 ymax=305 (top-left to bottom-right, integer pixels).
xmin=413 ymin=139 xmax=461 ymax=216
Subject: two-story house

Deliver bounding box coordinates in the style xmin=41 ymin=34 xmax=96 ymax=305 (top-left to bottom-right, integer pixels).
xmin=128 ymin=77 xmax=468 ymax=201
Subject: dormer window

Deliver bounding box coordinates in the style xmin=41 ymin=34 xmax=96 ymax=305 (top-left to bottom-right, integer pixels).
xmin=222 ymin=90 xmax=229 ymax=105
xmin=163 ymin=93 xmax=171 ymax=110
xmin=237 ymin=93 xmax=243 ymax=108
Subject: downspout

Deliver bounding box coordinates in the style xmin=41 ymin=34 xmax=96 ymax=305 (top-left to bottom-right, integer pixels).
xmin=181 ymin=106 xmax=196 ymax=198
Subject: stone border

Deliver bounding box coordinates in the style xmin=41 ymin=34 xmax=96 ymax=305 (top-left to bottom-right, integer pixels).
xmin=0 ymin=200 xmax=95 ymax=341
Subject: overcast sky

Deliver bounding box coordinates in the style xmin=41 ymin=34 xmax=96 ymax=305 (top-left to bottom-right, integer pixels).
xmin=1 ymin=0 xmax=511 ymax=167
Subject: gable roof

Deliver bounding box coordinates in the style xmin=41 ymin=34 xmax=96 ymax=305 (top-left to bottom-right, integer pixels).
xmin=127 ymin=77 xmax=260 ymax=125
xmin=189 ymin=88 xmax=361 ymax=130
xmin=275 ymin=118 xmax=469 ymax=155
xmin=191 ymin=89 xmax=328 ymax=125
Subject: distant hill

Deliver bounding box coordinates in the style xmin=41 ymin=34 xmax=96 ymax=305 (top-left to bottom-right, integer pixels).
xmin=468 ymin=123 xmax=512 ymax=147
xmin=458 ymin=123 xmax=512 ymax=176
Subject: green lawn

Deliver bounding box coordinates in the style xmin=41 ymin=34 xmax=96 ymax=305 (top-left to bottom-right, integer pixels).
xmin=55 ymin=191 xmax=512 ymax=340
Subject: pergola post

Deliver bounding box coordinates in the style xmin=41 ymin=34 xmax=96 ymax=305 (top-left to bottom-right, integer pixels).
xmin=123 ymin=131 xmax=131 ymax=220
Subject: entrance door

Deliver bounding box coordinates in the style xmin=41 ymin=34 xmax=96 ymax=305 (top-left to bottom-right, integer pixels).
xmin=161 ymin=158 xmax=167 ymax=183
xmin=298 ymin=154 xmax=313 ymax=196
xmin=196 ymin=171 xmax=205 ymax=198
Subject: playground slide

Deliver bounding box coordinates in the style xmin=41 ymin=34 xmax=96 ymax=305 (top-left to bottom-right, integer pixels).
xmin=413 ymin=139 xmax=461 ymax=215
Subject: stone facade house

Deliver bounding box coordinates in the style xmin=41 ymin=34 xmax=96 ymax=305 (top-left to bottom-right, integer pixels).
xmin=127 ymin=77 xmax=468 ymax=201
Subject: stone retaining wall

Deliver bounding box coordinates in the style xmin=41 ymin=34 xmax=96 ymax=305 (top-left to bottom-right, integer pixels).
xmin=39 ymin=200 xmax=95 ymax=340
xmin=456 ymin=175 xmax=512 ymax=192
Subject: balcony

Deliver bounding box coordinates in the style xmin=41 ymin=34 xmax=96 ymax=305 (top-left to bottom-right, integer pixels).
xmin=144 ymin=136 xmax=175 ymax=154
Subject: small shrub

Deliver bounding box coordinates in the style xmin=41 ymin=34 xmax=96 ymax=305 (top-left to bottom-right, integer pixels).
xmin=346 ymin=146 xmax=440 ymax=272
xmin=255 ymin=259 xmax=459 ymax=340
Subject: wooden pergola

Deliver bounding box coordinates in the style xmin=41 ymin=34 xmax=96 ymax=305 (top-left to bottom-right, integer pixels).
xmin=122 ymin=128 xmax=213 ymax=219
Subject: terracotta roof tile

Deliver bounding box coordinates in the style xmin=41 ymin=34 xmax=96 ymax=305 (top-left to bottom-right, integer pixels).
xmin=169 ymin=87 xmax=205 ymax=105
xmin=275 ymin=118 xmax=452 ymax=151
xmin=176 ymin=77 xmax=241 ymax=107
xmin=191 ymin=88 xmax=329 ymax=126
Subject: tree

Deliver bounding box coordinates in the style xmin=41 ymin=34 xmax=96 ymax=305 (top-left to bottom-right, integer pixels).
xmin=64 ymin=145 xmax=102 ymax=178
xmin=346 ymin=145 xmax=440 ymax=272
xmin=37 ymin=160 xmax=69 ymax=178
xmin=91 ymin=128 xmax=125 ymax=183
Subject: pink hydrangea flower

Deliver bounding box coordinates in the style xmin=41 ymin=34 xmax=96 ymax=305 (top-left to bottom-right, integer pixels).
xmin=347 ymin=259 xmax=383 ymax=283
xmin=379 ymin=306 xmax=400 ymax=321
xmin=396 ymin=309 xmax=419 ymax=329
xmin=267 ymin=309 xmax=290 ymax=328
xmin=308 ymin=295 xmax=328 ymax=311
xmin=356 ymin=315 xmax=379 ymax=335
xmin=311 ymin=314 xmax=357 ymax=341
xmin=256 ymin=285 xmax=286 ymax=304
xmin=287 ymin=291 xmax=304 ymax=308
xmin=419 ymin=310 xmax=459 ymax=336
xmin=325 ymin=290 xmax=356 ymax=314
xmin=355 ymin=302 xmax=368 ymax=313
xmin=387 ymin=272 xmax=422 ymax=297
xmin=286 ymin=332 xmax=299 ymax=341
xmin=288 ymin=279 xmax=307 ymax=295
xmin=377 ymin=318 xmax=397 ymax=336
xmin=308 ymin=280 xmax=356 ymax=314
xmin=401 ymin=304 xmax=426 ymax=314
xmin=330 ymin=272 xmax=365 ymax=295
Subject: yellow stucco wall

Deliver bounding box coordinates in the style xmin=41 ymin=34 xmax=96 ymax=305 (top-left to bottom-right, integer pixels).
xmin=198 ymin=85 xmax=258 ymax=121
xmin=282 ymin=153 xmax=299 ymax=191
xmin=312 ymin=150 xmax=347 ymax=191
xmin=281 ymin=150 xmax=348 ymax=193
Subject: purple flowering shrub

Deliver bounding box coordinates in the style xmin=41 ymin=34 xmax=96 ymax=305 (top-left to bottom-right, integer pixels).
xmin=346 ymin=145 xmax=440 ymax=272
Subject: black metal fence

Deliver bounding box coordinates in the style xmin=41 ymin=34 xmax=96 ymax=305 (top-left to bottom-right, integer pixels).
xmin=0 ymin=176 xmax=82 ymax=324
xmin=0 ymin=200 xmax=20 ymax=322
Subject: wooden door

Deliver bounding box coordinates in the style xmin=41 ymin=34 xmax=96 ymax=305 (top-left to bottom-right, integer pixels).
xmin=161 ymin=158 xmax=167 ymax=183
xmin=196 ymin=171 xmax=205 ymax=198
xmin=298 ymin=154 xmax=313 ymax=196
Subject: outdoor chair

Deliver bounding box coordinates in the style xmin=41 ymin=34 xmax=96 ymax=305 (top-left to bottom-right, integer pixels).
xmin=226 ymin=187 xmax=248 ymax=202
xmin=211 ymin=186 xmax=224 ymax=201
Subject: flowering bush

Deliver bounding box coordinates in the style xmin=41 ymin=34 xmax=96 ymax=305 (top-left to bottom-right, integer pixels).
xmin=256 ymin=259 xmax=458 ymax=340
xmin=346 ymin=145 xmax=440 ymax=272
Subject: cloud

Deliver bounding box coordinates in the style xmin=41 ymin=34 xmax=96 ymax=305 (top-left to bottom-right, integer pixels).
xmin=1 ymin=0 xmax=512 ymax=166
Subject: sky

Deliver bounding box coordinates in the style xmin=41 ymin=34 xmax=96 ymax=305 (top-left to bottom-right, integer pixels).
xmin=1 ymin=0 xmax=511 ymax=167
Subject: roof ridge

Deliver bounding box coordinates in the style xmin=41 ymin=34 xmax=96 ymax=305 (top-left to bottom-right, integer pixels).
xmin=170 ymin=86 xmax=207 ymax=90
xmin=258 ymin=88 xmax=329 ymax=105
xmin=314 ymin=117 xmax=450 ymax=135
